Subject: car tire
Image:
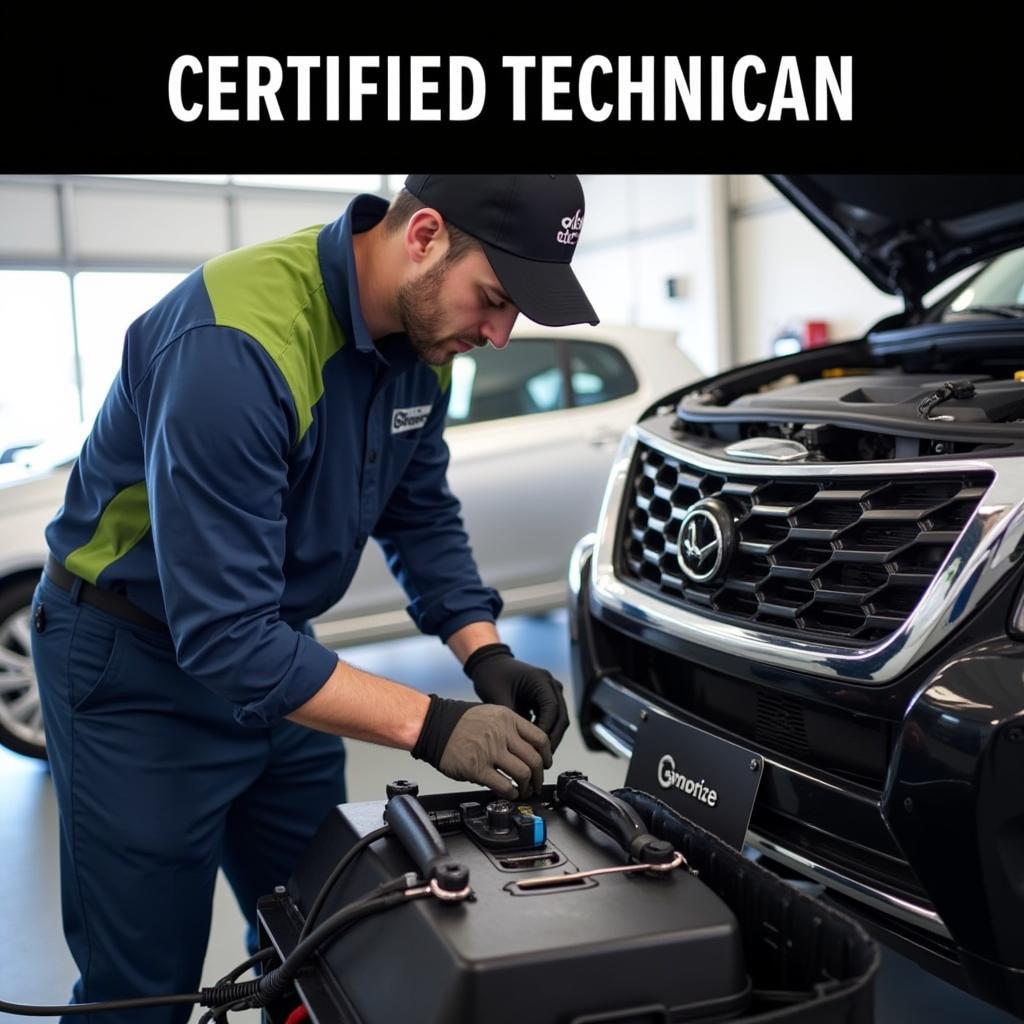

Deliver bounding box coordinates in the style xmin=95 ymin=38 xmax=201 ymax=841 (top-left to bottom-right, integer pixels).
xmin=0 ymin=576 xmax=47 ymax=760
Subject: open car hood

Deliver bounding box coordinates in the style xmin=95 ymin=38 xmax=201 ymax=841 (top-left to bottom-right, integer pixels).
xmin=768 ymin=175 xmax=1024 ymax=310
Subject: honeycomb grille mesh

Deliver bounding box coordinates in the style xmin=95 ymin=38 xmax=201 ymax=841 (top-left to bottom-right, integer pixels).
xmin=619 ymin=444 xmax=992 ymax=644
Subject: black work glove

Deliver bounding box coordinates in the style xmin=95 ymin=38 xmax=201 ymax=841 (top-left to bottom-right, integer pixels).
xmin=412 ymin=694 xmax=551 ymax=799
xmin=463 ymin=643 xmax=570 ymax=753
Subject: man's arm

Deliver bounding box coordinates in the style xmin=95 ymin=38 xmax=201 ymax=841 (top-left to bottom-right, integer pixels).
xmin=446 ymin=620 xmax=501 ymax=664
xmin=374 ymin=379 xmax=569 ymax=749
xmin=287 ymin=657 xmax=551 ymax=797
xmin=137 ymin=327 xmax=338 ymax=725
xmin=136 ymin=329 xmax=548 ymax=797
xmin=287 ymin=659 xmax=429 ymax=748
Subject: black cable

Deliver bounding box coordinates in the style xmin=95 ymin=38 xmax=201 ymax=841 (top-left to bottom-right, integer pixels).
xmin=259 ymin=876 xmax=420 ymax=1003
xmin=214 ymin=999 xmax=251 ymax=1022
xmin=209 ymin=825 xmax=393 ymax=993
xmin=918 ymin=379 xmax=976 ymax=419
xmin=193 ymin=825 xmax=395 ymax=1016
xmin=214 ymin=946 xmax=277 ymax=987
xmin=261 ymin=893 xmax=409 ymax=1001
xmin=198 ymin=996 xmax=252 ymax=1024
xmin=1 ymin=886 xmax=420 ymax=1018
xmin=0 ymin=834 xmax=403 ymax=1018
xmin=0 ymin=994 xmax=202 ymax=1017
xmin=298 ymin=824 xmax=391 ymax=941
xmin=201 ymin=946 xmax=277 ymax=1022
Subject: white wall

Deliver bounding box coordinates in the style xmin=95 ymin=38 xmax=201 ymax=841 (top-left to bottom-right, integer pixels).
xmin=0 ymin=177 xmax=368 ymax=270
xmin=0 ymin=185 xmax=62 ymax=258
xmin=73 ymin=191 xmax=230 ymax=261
xmin=576 ymin=174 xmax=913 ymax=376
xmin=575 ymin=175 xmax=723 ymax=374
xmin=235 ymin=194 xmax=355 ymax=247
xmin=729 ymin=175 xmax=902 ymax=365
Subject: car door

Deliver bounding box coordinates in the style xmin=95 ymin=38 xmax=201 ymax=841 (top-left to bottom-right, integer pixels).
xmin=334 ymin=338 xmax=568 ymax=620
xmin=543 ymin=337 xmax=643 ymax=533
xmin=444 ymin=336 xmax=640 ymax=597
xmin=319 ymin=336 xmax=642 ymax=638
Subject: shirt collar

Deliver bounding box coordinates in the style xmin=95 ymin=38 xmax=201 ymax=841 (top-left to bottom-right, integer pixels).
xmin=318 ymin=193 xmax=418 ymax=372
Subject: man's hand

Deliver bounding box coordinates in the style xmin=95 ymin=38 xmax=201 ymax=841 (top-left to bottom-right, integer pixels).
xmin=412 ymin=695 xmax=552 ymax=799
xmin=463 ymin=643 xmax=570 ymax=752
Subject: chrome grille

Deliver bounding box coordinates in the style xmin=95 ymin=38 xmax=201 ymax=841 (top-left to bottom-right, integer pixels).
xmin=620 ymin=444 xmax=993 ymax=644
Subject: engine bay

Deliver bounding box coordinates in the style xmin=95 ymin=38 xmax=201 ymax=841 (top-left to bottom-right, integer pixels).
xmin=671 ymin=332 xmax=1024 ymax=461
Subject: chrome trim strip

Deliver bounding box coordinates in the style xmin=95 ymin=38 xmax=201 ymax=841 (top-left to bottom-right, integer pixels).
xmin=746 ymin=832 xmax=951 ymax=939
xmin=591 ymin=425 xmax=1024 ymax=683
xmin=568 ymin=533 xmax=597 ymax=602
xmin=587 ymin=705 xmax=950 ymax=939
xmin=591 ymin=721 xmax=635 ymax=760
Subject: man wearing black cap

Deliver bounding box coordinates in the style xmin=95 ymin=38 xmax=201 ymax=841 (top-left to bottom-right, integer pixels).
xmin=32 ymin=174 xmax=598 ymax=1022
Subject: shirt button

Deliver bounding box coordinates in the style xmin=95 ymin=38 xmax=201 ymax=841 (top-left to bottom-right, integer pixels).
xmin=368 ymin=451 xmax=378 ymax=464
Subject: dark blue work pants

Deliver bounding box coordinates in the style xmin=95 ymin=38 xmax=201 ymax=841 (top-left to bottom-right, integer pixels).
xmin=30 ymin=573 xmax=346 ymax=1024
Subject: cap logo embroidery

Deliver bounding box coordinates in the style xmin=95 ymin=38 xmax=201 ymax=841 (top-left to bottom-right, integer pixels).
xmin=557 ymin=209 xmax=584 ymax=246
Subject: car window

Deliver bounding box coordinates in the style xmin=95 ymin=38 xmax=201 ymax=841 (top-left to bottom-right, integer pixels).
xmin=934 ymin=246 xmax=1024 ymax=320
xmin=447 ymin=339 xmax=566 ymax=426
xmin=567 ymin=340 xmax=638 ymax=407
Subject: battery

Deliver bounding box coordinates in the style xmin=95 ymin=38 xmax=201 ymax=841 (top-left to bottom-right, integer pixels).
xmin=259 ymin=786 xmax=749 ymax=1024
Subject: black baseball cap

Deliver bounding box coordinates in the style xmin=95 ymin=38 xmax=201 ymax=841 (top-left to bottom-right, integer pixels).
xmin=403 ymin=174 xmax=599 ymax=327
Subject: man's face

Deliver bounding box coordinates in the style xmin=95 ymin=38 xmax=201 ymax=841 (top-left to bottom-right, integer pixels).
xmin=397 ymin=246 xmax=520 ymax=366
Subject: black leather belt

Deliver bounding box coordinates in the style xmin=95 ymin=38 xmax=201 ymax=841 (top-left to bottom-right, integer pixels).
xmin=44 ymin=554 xmax=170 ymax=633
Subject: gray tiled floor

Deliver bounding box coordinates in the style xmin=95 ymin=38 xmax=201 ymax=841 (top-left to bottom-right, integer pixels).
xmin=0 ymin=612 xmax=1016 ymax=1022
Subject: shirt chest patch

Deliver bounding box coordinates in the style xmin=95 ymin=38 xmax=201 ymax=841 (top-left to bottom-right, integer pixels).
xmin=391 ymin=404 xmax=432 ymax=434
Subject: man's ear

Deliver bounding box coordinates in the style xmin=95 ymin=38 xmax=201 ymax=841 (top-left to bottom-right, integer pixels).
xmin=405 ymin=208 xmax=446 ymax=265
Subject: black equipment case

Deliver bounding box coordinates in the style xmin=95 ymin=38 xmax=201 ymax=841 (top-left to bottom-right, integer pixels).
xmin=257 ymin=774 xmax=878 ymax=1024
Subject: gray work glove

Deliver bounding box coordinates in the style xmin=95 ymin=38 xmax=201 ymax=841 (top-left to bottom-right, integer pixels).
xmin=464 ymin=643 xmax=570 ymax=753
xmin=412 ymin=695 xmax=552 ymax=799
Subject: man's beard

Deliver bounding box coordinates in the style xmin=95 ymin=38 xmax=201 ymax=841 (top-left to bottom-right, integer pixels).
xmin=396 ymin=260 xmax=485 ymax=366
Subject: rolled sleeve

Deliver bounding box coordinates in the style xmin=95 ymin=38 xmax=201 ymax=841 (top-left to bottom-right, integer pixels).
xmin=232 ymin=631 xmax=340 ymax=727
xmin=135 ymin=327 xmax=338 ymax=725
xmin=372 ymin=389 xmax=503 ymax=641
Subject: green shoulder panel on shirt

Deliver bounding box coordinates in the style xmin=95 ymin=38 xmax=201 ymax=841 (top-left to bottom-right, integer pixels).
xmin=430 ymin=363 xmax=452 ymax=393
xmin=65 ymin=481 xmax=151 ymax=584
xmin=202 ymin=226 xmax=347 ymax=444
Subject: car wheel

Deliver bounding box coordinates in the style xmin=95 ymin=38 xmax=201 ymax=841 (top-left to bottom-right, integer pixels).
xmin=0 ymin=577 xmax=47 ymax=760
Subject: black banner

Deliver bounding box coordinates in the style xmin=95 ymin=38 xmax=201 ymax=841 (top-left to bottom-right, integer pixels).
xmin=1 ymin=38 xmax=1018 ymax=172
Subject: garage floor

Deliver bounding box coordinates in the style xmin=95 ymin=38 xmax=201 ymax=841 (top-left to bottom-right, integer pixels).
xmin=0 ymin=611 xmax=1015 ymax=1023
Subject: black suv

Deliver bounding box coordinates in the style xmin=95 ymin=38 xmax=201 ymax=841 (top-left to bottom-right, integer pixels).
xmin=569 ymin=176 xmax=1024 ymax=1016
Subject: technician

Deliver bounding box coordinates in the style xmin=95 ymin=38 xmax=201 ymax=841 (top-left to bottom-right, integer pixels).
xmin=31 ymin=173 xmax=598 ymax=1023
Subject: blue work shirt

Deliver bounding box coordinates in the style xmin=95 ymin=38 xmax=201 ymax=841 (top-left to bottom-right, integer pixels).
xmin=46 ymin=194 xmax=502 ymax=726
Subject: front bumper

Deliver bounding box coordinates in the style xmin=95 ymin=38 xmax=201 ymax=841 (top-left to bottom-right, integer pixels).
xmin=569 ymin=533 xmax=1024 ymax=1015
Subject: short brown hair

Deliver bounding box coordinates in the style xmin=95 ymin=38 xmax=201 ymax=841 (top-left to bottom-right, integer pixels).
xmin=382 ymin=189 xmax=481 ymax=265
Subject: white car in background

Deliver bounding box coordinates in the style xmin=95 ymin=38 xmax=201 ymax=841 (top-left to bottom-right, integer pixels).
xmin=0 ymin=323 xmax=700 ymax=758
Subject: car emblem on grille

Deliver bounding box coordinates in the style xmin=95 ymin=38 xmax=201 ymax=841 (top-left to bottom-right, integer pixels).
xmin=677 ymin=498 xmax=736 ymax=584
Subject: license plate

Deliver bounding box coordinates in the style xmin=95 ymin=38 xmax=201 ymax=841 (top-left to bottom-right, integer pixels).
xmin=624 ymin=705 xmax=763 ymax=850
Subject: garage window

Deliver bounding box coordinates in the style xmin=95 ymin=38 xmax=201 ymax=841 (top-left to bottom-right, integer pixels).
xmin=73 ymin=272 xmax=186 ymax=417
xmin=0 ymin=271 xmax=79 ymax=454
